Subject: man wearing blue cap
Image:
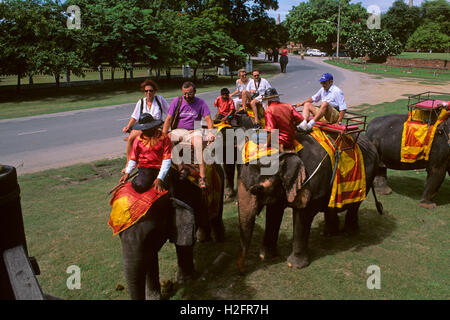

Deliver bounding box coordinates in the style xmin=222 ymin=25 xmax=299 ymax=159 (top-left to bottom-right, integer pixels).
xmin=295 ymin=73 xmax=347 ymax=130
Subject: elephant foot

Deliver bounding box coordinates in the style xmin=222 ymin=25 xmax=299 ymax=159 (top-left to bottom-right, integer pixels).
xmin=374 ymin=186 xmax=392 ymax=195
xmin=259 ymin=246 xmax=278 ymax=260
xmin=224 ymin=187 xmax=236 ymax=200
xmin=287 ymin=253 xmax=309 ymax=269
xmin=419 ymin=200 xmax=437 ymax=209
xmin=145 ymin=289 xmax=161 ymax=300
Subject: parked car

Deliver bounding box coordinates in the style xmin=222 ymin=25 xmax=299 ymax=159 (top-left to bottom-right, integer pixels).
xmin=306 ymin=49 xmax=327 ymax=57
xmin=332 ymin=51 xmax=348 ymax=57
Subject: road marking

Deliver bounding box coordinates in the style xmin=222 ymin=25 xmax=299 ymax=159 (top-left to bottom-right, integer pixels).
xmin=17 ymin=130 xmax=47 ymax=136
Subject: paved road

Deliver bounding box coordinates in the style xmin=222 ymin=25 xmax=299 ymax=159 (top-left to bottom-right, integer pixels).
xmin=0 ymin=55 xmax=345 ymax=175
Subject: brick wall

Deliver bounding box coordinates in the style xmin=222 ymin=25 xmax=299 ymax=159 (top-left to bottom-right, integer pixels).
xmin=386 ymin=57 xmax=448 ymax=70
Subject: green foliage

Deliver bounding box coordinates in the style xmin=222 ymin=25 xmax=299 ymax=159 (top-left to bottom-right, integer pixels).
xmin=284 ymin=0 xmax=368 ymax=52
xmin=346 ymin=29 xmax=403 ymax=62
xmin=381 ymin=0 xmax=422 ymax=46
xmin=406 ymin=22 xmax=450 ymax=52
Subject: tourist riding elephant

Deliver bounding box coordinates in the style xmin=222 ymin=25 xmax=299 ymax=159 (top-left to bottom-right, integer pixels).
xmin=118 ymin=165 xmax=225 ymax=300
xmin=236 ymin=131 xmax=382 ymax=271
xmin=366 ymin=113 xmax=450 ymax=209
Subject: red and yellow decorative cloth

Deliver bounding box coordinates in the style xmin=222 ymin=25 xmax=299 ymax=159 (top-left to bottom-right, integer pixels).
xmin=108 ymin=182 xmax=168 ymax=235
xmin=310 ymin=127 xmax=366 ymax=208
xmin=177 ymin=164 xmax=223 ymax=216
xmin=400 ymin=108 xmax=448 ymax=163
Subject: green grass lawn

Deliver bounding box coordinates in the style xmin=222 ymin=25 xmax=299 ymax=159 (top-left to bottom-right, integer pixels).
xmin=0 ymin=60 xmax=278 ymax=120
xmin=395 ymin=52 xmax=450 ymax=60
xmin=15 ymin=95 xmax=449 ymax=300
xmin=325 ymin=60 xmax=450 ymax=82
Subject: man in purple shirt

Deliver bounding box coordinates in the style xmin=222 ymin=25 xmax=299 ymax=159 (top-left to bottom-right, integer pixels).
xmin=162 ymin=81 xmax=214 ymax=188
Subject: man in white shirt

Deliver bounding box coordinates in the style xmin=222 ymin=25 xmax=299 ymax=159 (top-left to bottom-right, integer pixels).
xmin=296 ymin=73 xmax=347 ymax=130
xmin=242 ymin=69 xmax=271 ymax=128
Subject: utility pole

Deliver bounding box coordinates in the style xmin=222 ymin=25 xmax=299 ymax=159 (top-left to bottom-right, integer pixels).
xmin=336 ymin=1 xmax=341 ymax=59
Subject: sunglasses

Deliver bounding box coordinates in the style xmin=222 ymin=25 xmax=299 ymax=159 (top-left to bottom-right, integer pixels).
xmin=145 ymin=89 xmax=154 ymax=93
xmin=253 ymin=74 xmax=260 ymax=77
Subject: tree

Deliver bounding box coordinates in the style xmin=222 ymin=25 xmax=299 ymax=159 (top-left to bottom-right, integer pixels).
xmin=382 ymin=0 xmax=421 ymax=47
xmin=421 ymin=0 xmax=450 ymax=35
xmin=170 ymin=12 xmax=246 ymax=79
xmin=406 ymin=22 xmax=450 ymax=52
xmin=345 ymin=29 xmax=402 ymax=62
xmin=0 ymin=0 xmax=85 ymax=88
xmin=284 ymin=0 xmax=368 ymax=53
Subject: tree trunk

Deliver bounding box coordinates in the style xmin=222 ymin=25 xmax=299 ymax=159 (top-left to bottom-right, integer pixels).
xmin=66 ymin=71 xmax=71 ymax=85
xmin=111 ymin=67 xmax=115 ymax=81
xmin=156 ymin=68 xmax=160 ymax=80
xmin=166 ymin=68 xmax=171 ymax=79
xmin=55 ymin=74 xmax=60 ymax=87
xmin=28 ymin=74 xmax=33 ymax=85
xmin=123 ymin=68 xmax=127 ymax=82
xmin=17 ymin=74 xmax=21 ymax=92
xmin=193 ymin=67 xmax=198 ymax=81
xmin=129 ymin=66 xmax=133 ymax=80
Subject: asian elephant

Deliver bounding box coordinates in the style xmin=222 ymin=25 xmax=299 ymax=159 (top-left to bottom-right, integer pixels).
xmin=118 ymin=165 xmax=225 ymax=300
xmin=366 ymin=114 xmax=450 ymax=209
xmin=218 ymin=114 xmax=255 ymax=199
xmin=236 ymin=131 xmax=382 ymax=272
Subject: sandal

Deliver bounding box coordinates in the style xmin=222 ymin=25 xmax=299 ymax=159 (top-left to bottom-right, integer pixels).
xmin=198 ymin=177 xmax=207 ymax=189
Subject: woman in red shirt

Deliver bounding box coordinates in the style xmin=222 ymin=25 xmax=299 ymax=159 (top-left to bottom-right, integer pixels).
xmin=119 ymin=113 xmax=172 ymax=193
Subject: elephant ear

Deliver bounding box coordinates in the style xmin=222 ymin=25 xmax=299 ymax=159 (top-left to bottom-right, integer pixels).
xmin=279 ymin=153 xmax=308 ymax=207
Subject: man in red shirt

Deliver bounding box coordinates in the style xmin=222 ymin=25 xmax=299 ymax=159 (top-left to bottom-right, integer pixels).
xmin=119 ymin=113 xmax=172 ymax=193
xmin=213 ymin=88 xmax=236 ymax=122
xmin=263 ymin=88 xmax=304 ymax=152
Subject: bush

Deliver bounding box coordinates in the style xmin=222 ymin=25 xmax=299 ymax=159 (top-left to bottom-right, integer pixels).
xmin=346 ymin=30 xmax=403 ymax=63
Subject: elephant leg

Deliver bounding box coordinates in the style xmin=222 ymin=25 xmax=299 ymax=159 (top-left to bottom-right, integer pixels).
xmin=323 ymin=208 xmax=340 ymax=236
xmin=374 ymin=166 xmax=392 ymax=195
xmin=343 ymin=203 xmax=360 ymax=235
xmin=287 ymin=208 xmax=315 ymax=269
xmin=120 ymin=240 xmax=146 ymax=300
xmin=419 ymin=166 xmax=446 ymax=209
xmin=224 ymin=164 xmax=236 ymax=199
xmin=175 ymin=245 xmax=196 ymax=284
xmin=237 ymin=180 xmax=259 ymax=273
xmin=144 ymin=251 xmax=161 ymax=300
xmin=260 ymin=202 xmax=285 ymax=260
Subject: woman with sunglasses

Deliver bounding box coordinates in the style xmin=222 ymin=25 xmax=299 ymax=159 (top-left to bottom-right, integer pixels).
xmin=123 ymin=79 xmax=170 ymax=169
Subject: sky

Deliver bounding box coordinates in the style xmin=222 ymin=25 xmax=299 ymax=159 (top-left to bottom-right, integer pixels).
xmin=268 ymin=0 xmax=426 ymax=21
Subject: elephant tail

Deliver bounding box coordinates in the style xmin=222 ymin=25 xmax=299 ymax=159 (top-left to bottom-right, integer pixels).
xmin=371 ymin=187 xmax=384 ymax=215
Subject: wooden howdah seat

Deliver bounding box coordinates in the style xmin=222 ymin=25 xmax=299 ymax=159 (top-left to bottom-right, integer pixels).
xmin=407 ymin=91 xmax=450 ymax=126
xmin=312 ymin=111 xmax=368 ymax=151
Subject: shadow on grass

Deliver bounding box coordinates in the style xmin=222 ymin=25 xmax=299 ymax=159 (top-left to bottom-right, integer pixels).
xmin=173 ymin=204 xmax=396 ymax=299
xmin=387 ymin=175 xmax=450 ymax=206
xmin=310 ymin=209 xmax=397 ymax=264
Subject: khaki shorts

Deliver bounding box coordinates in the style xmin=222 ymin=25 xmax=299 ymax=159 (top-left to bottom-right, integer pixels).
xmin=314 ymin=106 xmax=340 ymax=124
xmin=170 ymin=128 xmax=203 ymax=144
